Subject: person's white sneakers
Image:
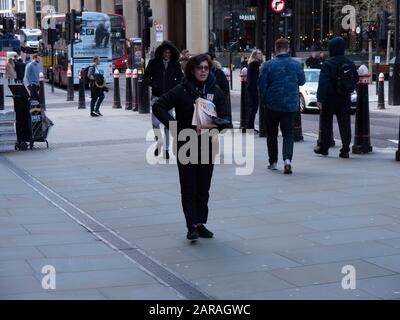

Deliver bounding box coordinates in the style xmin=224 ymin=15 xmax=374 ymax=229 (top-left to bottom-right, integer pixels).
xmin=268 ymin=162 xmax=278 ymax=171
xmin=284 ymin=160 xmax=293 ymax=175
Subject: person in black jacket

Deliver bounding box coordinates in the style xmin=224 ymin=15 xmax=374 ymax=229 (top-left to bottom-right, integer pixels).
xmin=14 ymin=57 xmax=26 ymax=84
xmin=145 ymin=41 xmax=184 ymax=159
xmin=246 ymin=49 xmax=263 ymax=131
xmin=206 ymin=53 xmax=232 ymax=127
xmin=305 ymin=52 xmax=320 ymax=69
xmin=153 ymin=54 xmax=230 ymax=241
xmin=315 ymin=37 xmax=359 ymax=158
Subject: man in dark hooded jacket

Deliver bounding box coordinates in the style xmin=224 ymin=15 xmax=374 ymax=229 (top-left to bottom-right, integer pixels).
xmin=145 ymin=41 xmax=184 ymax=159
xmin=315 ymin=37 xmax=359 ymax=159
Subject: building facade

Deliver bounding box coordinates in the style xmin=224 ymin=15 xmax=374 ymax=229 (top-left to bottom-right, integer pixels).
xmin=22 ymin=0 xmax=397 ymax=56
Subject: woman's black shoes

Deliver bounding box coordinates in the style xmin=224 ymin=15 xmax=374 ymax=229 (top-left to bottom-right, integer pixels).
xmin=197 ymin=225 xmax=214 ymax=238
xmin=187 ymin=225 xmax=214 ymax=240
xmin=187 ymin=227 xmax=199 ymax=240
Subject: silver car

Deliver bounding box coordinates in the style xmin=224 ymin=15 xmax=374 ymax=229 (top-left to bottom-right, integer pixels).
xmin=300 ymin=69 xmax=357 ymax=114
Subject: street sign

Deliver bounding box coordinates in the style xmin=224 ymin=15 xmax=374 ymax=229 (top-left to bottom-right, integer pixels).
xmin=356 ymin=26 xmax=361 ymax=34
xmin=271 ymin=0 xmax=286 ymax=13
xmin=375 ymin=56 xmax=381 ymax=64
xmin=155 ymin=24 xmax=164 ymax=43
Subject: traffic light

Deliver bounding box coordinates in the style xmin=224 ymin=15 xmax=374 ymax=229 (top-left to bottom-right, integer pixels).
xmin=72 ymin=10 xmax=82 ymax=37
xmin=65 ymin=12 xmax=71 ymax=43
xmin=231 ymin=12 xmax=240 ymax=41
xmin=143 ymin=0 xmax=153 ymax=29
xmin=368 ymin=23 xmax=377 ymax=40
xmin=48 ymin=29 xmax=57 ymax=46
xmin=2 ymin=17 xmax=14 ymax=33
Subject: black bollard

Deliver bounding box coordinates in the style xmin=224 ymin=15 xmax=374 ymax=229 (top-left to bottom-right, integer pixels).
xmin=67 ymin=67 xmax=74 ymax=101
xmin=396 ymin=119 xmax=400 ymax=161
xmin=138 ymin=70 xmax=150 ymax=114
xmin=293 ymin=111 xmax=304 ymax=142
xmin=78 ymin=68 xmax=86 ymax=109
xmin=0 ymin=84 xmax=4 ymax=110
xmin=353 ymin=66 xmax=373 ymax=154
xmin=125 ymin=68 xmax=133 ymax=110
xmin=39 ymin=73 xmax=46 ymax=110
xmin=137 ymin=70 xmax=143 ymax=112
xmin=113 ymin=69 xmax=122 ymax=109
xmin=239 ymin=68 xmax=248 ymax=131
xmin=132 ymin=69 xmax=138 ymax=112
xmin=377 ymin=73 xmax=385 ymax=110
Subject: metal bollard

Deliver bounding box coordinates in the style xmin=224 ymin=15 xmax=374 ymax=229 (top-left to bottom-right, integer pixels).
xmin=293 ymin=111 xmax=304 ymax=142
xmin=0 ymin=84 xmax=5 ymax=110
xmin=239 ymin=67 xmax=248 ymax=131
xmin=113 ymin=69 xmax=122 ymax=109
xmin=78 ymin=68 xmax=86 ymax=109
xmin=377 ymin=72 xmax=385 ymax=110
xmin=132 ymin=69 xmax=138 ymax=112
xmin=67 ymin=67 xmax=74 ymax=101
xmin=138 ymin=69 xmax=151 ymax=114
xmin=39 ymin=72 xmax=46 ymax=110
xmin=352 ymin=65 xmax=373 ymax=154
xmin=125 ymin=68 xmax=133 ymax=110
xmin=137 ymin=69 xmax=143 ymax=112
xmin=396 ymin=120 xmax=400 ymax=161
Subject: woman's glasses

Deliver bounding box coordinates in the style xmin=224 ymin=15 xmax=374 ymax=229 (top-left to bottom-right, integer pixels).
xmin=196 ymin=65 xmax=210 ymax=71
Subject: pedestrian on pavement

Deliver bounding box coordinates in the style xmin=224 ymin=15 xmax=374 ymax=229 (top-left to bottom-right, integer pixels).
xmin=179 ymin=49 xmax=190 ymax=72
xmin=314 ymin=37 xmax=359 ymax=159
xmin=246 ymin=49 xmax=264 ymax=131
xmin=88 ymin=56 xmax=105 ymax=117
xmin=318 ymin=52 xmax=326 ymax=69
xmin=144 ymin=41 xmax=184 ymax=160
xmin=258 ymin=38 xmax=306 ymax=174
xmin=305 ymin=52 xmax=320 ymax=69
xmin=14 ymin=56 xmax=26 ymax=84
xmin=5 ymin=58 xmax=17 ymax=85
xmin=206 ymin=52 xmax=232 ymax=127
xmin=153 ymin=54 xmax=230 ymax=241
xmin=25 ymin=54 xmax=41 ymax=99
xmin=241 ymin=54 xmax=249 ymax=69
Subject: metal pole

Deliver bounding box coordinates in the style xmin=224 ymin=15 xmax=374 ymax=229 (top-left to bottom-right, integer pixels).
xmin=51 ymin=44 xmax=55 ymax=93
xmin=0 ymin=84 xmax=4 ymax=110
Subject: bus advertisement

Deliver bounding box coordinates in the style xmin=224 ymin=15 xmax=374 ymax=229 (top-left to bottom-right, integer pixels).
xmin=42 ymin=12 xmax=113 ymax=86
xmin=109 ymin=13 xmax=128 ymax=70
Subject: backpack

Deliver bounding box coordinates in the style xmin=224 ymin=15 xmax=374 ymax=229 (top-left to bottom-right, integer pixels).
xmin=336 ymin=63 xmax=356 ymax=95
xmin=81 ymin=65 xmax=94 ymax=84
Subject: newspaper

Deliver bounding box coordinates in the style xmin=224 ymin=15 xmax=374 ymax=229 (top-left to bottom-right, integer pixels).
xmin=192 ymin=98 xmax=218 ymax=129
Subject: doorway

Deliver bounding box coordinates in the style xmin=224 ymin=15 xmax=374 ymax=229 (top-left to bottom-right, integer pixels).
xmin=168 ymin=0 xmax=186 ymax=50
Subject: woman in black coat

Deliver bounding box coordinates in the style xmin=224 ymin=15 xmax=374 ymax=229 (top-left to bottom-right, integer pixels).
xmin=246 ymin=49 xmax=263 ymax=131
xmin=153 ymin=54 xmax=230 ymax=241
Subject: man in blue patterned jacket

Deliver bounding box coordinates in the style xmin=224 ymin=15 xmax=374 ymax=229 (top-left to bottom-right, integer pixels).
xmin=258 ymin=38 xmax=306 ymax=174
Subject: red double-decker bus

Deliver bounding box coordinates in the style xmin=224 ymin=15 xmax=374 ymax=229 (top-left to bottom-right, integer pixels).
xmin=108 ymin=13 xmax=128 ymax=70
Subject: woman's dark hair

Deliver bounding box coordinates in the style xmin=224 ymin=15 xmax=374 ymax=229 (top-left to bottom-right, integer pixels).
xmin=185 ymin=54 xmax=212 ymax=79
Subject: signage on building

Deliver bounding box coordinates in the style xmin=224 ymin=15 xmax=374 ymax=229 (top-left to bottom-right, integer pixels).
xmin=375 ymin=56 xmax=381 ymax=64
xmin=239 ymin=15 xmax=256 ymax=21
xmin=271 ymin=0 xmax=286 ymax=13
xmin=155 ymin=24 xmax=164 ymax=43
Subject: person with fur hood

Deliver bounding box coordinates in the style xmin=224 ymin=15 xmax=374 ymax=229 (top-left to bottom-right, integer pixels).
xmin=145 ymin=41 xmax=184 ymax=159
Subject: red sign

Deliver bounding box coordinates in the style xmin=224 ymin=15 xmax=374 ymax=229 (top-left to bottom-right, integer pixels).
xmin=271 ymin=0 xmax=286 ymax=13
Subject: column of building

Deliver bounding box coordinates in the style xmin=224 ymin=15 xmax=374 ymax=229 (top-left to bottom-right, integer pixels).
xmin=186 ymin=0 xmax=208 ymax=54
xmin=101 ymin=0 xmax=115 ymax=14
xmin=123 ymin=0 xmax=139 ymax=38
xmin=57 ymin=0 xmax=69 ymax=13
xmin=25 ymin=0 xmax=37 ymax=28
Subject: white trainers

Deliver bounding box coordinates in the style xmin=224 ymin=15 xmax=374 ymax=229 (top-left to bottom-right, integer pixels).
xmin=268 ymin=163 xmax=278 ymax=171
xmin=284 ymin=160 xmax=292 ymax=175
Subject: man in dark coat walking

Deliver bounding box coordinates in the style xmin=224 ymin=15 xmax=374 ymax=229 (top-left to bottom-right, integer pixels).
xmin=314 ymin=37 xmax=359 ymax=158
xmin=14 ymin=57 xmax=26 ymax=84
xmin=145 ymin=41 xmax=184 ymax=159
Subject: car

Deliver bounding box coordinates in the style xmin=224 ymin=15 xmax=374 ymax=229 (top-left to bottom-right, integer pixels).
xmin=300 ymin=69 xmax=357 ymax=114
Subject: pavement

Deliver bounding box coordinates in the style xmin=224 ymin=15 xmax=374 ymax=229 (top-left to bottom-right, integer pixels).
xmin=0 ymin=91 xmax=400 ymax=299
